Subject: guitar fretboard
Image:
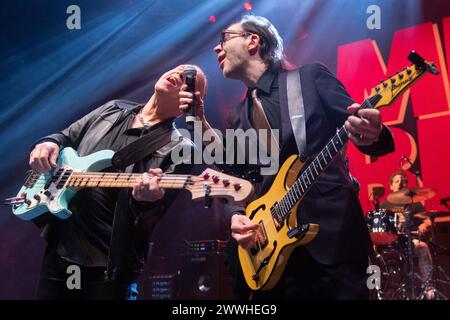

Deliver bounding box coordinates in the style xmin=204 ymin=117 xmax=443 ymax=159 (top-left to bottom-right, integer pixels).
xmin=271 ymin=94 xmax=382 ymax=226
xmin=17 ymin=169 xmax=199 ymax=190
xmin=66 ymin=172 xmax=196 ymax=189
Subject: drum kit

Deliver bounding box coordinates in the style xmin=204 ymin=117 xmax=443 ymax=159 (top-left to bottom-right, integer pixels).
xmin=367 ymin=185 xmax=450 ymax=300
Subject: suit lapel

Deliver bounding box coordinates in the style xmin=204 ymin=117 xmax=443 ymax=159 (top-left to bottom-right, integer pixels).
xmin=278 ymin=71 xmax=294 ymax=150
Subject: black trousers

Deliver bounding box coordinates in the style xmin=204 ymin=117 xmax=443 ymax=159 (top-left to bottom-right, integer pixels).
xmin=228 ymin=242 xmax=370 ymax=300
xmin=36 ymin=246 xmax=130 ymax=300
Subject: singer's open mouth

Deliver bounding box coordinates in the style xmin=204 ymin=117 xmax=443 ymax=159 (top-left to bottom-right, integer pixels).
xmin=218 ymin=55 xmax=225 ymax=69
xmin=166 ymin=76 xmax=178 ymax=86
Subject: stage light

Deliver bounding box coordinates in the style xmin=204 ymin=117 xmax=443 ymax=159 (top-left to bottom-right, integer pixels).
xmin=209 ymin=15 xmax=216 ymax=22
xmin=244 ymin=2 xmax=252 ymax=11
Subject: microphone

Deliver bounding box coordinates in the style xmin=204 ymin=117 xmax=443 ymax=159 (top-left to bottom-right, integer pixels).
xmin=401 ymin=155 xmax=421 ymax=177
xmin=183 ymin=65 xmax=197 ymax=131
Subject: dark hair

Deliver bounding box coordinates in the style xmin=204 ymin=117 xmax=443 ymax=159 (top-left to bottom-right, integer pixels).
xmin=239 ymin=15 xmax=285 ymax=68
xmin=389 ymin=171 xmax=408 ymax=185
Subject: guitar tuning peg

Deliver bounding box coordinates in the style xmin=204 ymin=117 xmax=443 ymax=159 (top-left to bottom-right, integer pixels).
xmin=399 ymin=73 xmax=404 ymax=80
xmin=212 ymin=175 xmax=220 ymax=183
xmin=233 ymin=183 xmax=242 ymax=191
xmin=222 ymin=179 xmax=230 ymax=187
xmin=202 ymin=172 xmax=210 ymax=180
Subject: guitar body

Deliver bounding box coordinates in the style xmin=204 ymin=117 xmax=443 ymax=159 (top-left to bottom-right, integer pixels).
xmin=13 ymin=148 xmax=114 ymax=221
xmin=238 ymin=154 xmax=319 ymax=291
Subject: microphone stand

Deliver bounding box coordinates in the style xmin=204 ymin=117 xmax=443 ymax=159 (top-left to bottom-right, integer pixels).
xmin=422 ymin=210 xmax=450 ymax=299
xmin=374 ymin=196 xmax=380 ymax=211
xmin=401 ymin=189 xmax=422 ymax=299
xmin=403 ymin=204 xmax=416 ymax=299
xmin=441 ymin=199 xmax=450 ymax=211
xmin=402 ymin=156 xmax=423 ymax=187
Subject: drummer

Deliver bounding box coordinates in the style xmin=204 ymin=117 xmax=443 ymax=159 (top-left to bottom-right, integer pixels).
xmin=380 ymin=170 xmax=435 ymax=299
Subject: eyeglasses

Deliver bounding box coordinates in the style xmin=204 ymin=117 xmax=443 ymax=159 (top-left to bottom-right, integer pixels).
xmin=220 ymin=30 xmax=252 ymax=48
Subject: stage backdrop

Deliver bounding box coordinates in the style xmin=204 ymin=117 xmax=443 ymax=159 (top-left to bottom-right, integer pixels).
xmin=1 ymin=0 xmax=449 ymax=298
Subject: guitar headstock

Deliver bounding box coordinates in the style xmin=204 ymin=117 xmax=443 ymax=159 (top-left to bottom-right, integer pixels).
xmin=367 ymin=51 xmax=439 ymax=109
xmin=186 ymin=168 xmax=254 ymax=203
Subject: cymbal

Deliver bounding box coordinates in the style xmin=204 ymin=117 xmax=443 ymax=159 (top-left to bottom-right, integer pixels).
xmin=415 ymin=210 xmax=450 ymax=219
xmin=387 ymin=187 xmax=437 ymax=205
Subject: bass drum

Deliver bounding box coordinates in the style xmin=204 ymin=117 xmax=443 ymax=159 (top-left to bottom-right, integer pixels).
xmin=366 ymin=209 xmax=398 ymax=245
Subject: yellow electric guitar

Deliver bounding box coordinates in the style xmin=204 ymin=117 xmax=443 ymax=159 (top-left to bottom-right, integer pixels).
xmin=238 ymin=51 xmax=440 ymax=291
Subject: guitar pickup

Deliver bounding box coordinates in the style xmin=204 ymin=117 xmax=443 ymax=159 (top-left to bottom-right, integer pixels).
xmin=270 ymin=202 xmax=283 ymax=231
xmin=45 ymin=168 xmax=64 ymax=189
xmin=256 ymin=221 xmax=268 ymax=248
xmin=56 ymin=169 xmax=73 ymax=189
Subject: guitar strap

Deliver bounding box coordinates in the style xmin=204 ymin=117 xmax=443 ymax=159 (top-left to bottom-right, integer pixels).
xmin=285 ymin=70 xmax=307 ymax=154
xmin=111 ymin=119 xmax=177 ymax=169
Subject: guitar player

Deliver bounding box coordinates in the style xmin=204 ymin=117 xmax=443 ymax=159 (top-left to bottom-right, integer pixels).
xmin=179 ymin=15 xmax=395 ymax=299
xmin=28 ymin=65 xmax=206 ymax=299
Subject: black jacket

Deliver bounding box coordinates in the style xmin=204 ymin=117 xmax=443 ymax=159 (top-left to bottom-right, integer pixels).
xmin=36 ymin=99 xmax=194 ymax=281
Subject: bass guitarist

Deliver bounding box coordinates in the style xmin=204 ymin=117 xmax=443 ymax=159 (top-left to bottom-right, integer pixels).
xmin=29 ymin=65 xmax=207 ymax=299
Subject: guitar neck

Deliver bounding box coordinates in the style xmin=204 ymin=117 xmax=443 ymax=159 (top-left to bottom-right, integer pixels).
xmin=66 ymin=172 xmax=195 ymax=189
xmin=272 ymin=94 xmax=383 ymax=224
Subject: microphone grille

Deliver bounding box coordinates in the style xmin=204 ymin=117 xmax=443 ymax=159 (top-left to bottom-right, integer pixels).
xmin=183 ymin=65 xmax=197 ymax=77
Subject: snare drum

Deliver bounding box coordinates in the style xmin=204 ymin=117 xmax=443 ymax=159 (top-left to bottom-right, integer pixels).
xmin=366 ymin=209 xmax=398 ymax=245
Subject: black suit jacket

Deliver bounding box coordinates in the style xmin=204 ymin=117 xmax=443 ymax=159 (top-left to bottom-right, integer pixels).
xmin=223 ymin=63 xmax=394 ymax=265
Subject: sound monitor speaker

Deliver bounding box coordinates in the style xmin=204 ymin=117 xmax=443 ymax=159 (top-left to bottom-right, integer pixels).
xmin=178 ymin=252 xmax=234 ymax=300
